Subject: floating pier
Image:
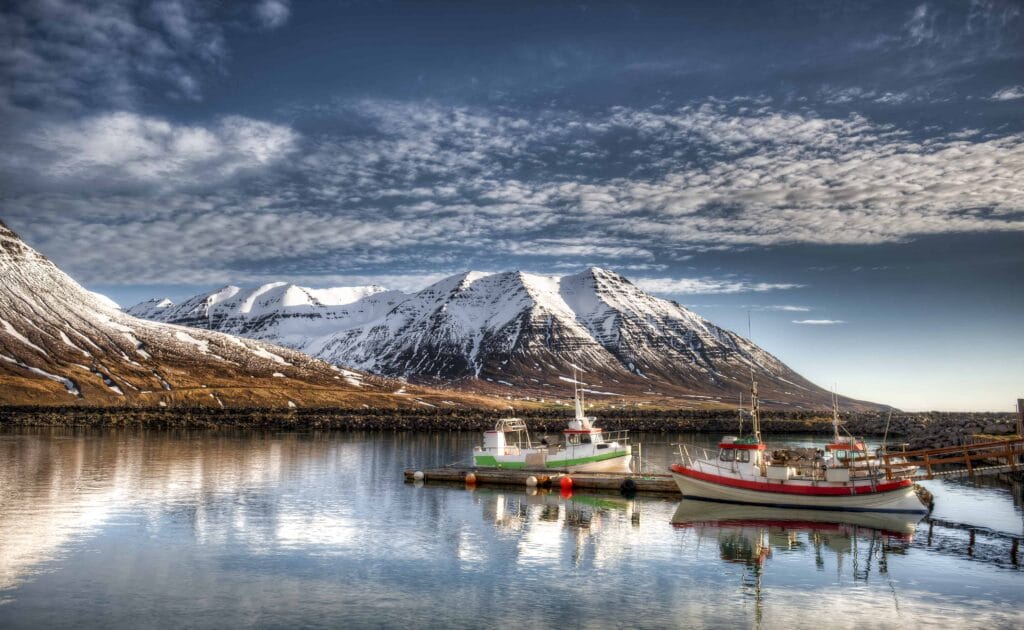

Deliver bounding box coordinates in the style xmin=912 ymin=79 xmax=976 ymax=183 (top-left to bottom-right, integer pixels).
xmin=404 ymin=467 xmax=679 ymax=495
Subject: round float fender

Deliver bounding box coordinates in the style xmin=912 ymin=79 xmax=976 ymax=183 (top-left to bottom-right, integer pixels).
xmin=619 ymin=478 xmax=637 ymax=496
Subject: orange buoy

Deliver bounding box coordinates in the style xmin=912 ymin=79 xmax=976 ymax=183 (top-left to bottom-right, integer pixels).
xmin=465 ymin=472 xmax=477 ymax=486
xmin=559 ymin=475 xmax=573 ymax=498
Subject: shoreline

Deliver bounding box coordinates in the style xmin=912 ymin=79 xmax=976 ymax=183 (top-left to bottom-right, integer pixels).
xmin=1 ymin=406 xmax=1017 ymax=450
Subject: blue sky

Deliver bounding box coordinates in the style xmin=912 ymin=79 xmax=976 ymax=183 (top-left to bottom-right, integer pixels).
xmin=1 ymin=0 xmax=1022 ymax=410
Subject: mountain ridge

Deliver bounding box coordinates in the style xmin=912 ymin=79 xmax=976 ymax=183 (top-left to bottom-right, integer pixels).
xmin=0 ymin=220 xmax=501 ymax=410
xmin=130 ymin=267 xmax=887 ymax=411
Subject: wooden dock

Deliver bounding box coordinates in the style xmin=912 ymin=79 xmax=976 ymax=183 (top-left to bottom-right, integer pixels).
xmin=880 ymin=436 xmax=1024 ymax=481
xmin=404 ymin=467 xmax=679 ymax=495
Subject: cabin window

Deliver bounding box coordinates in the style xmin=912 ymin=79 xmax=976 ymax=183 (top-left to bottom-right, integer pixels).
xmin=719 ymin=449 xmax=735 ymax=462
xmin=737 ymin=450 xmax=751 ymax=463
xmin=580 ymin=434 xmax=591 ymax=444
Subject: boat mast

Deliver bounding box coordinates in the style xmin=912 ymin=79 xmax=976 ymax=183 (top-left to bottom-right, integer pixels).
xmin=573 ymin=365 xmax=586 ymax=421
xmin=737 ymin=392 xmax=744 ymax=437
xmin=750 ymin=372 xmax=761 ymax=444
xmin=832 ymin=386 xmax=840 ymax=443
xmin=748 ymin=312 xmax=762 ymax=444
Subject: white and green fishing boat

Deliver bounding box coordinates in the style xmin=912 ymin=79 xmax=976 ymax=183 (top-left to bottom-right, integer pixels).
xmin=471 ymin=379 xmax=632 ymax=472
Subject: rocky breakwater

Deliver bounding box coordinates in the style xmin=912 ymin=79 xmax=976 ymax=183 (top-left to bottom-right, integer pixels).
xmin=0 ymin=407 xmax=1018 ymax=450
xmin=840 ymin=411 xmax=1020 ymax=450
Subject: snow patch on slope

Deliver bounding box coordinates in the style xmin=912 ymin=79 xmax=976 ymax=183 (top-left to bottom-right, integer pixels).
xmin=0 ymin=318 xmax=49 ymax=356
xmin=0 ymin=354 xmax=79 ymax=395
xmin=174 ymin=330 xmax=210 ymax=353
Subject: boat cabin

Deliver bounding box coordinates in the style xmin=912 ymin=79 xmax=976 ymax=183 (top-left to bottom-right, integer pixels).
xmin=717 ymin=436 xmax=766 ymax=466
xmin=825 ymin=437 xmax=868 ymax=467
xmin=482 ymin=418 xmax=532 ymax=454
xmin=564 ymin=415 xmax=605 ymax=446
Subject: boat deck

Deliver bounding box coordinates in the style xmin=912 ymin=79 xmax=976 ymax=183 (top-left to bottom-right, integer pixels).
xmin=404 ymin=467 xmax=679 ymax=494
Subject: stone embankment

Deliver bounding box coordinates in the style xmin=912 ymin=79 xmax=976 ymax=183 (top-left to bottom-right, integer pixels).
xmin=0 ymin=407 xmax=1018 ymax=451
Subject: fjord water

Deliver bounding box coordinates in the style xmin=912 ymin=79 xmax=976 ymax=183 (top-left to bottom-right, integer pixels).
xmin=1 ymin=429 xmax=1022 ymax=629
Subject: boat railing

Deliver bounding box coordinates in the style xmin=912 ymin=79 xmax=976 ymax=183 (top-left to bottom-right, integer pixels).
xmin=600 ymin=429 xmax=630 ymax=447
xmin=674 ymin=442 xmax=910 ymax=483
xmin=676 ymin=443 xmax=713 ymax=468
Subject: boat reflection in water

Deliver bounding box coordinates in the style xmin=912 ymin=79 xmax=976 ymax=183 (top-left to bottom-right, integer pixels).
xmin=672 ymin=499 xmax=924 ymax=621
xmin=471 ymin=487 xmax=644 ymax=569
xmin=480 ymin=488 xmax=638 ymax=530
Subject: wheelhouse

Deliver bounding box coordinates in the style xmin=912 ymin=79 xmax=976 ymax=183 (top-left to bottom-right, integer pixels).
xmin=717 ymin=436 xmax=765 ymax=465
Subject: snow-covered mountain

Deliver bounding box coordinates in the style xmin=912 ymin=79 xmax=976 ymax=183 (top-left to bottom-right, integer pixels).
xmin=133 ymin=268 xmax=879 ymax=410
xmin=0 ymin=220 xmax=487 ymax=409
xmin=127 ymin=283 xmax=402 ymax=348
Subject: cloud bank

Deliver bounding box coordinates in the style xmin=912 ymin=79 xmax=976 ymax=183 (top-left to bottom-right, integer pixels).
xmin=4 ymin=99 xmax=1024 ymax=286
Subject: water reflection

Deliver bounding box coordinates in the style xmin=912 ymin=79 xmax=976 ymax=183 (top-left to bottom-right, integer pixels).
xmin=672 ymin=500 xmax=919 ymax=584
xmin=472 ymin=489 xmax=644 ymax=569
xmin=0 ymin=428 xmax=1022 ymax=629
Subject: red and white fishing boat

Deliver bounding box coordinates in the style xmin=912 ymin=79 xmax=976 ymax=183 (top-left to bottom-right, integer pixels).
xmin=669 ymin=380 xmax=928 ymax=514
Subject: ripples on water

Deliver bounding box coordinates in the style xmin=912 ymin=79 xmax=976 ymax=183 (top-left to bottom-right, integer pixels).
xmin=0 ymin=428 xmax=1022 ymax=629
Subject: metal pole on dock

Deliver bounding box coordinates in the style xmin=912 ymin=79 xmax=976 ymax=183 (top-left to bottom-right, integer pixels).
xmin=1017 ymin=398 xmax=1023 ymax=437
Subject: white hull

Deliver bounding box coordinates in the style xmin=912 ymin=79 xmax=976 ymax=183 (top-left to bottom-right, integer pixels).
xmin=562 ymin=454 xmax=632 ymax=473
xmin=672 ymin=471 xmax=928 ymax=513
xmin=479 ymin=452 xmax=632 ymax=473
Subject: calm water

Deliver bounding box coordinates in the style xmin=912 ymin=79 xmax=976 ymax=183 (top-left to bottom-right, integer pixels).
xmin=1 ymin=428 xmax=1022 ymax=629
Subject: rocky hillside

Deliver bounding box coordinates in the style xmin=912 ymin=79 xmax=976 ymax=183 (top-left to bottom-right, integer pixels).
xmin=132 ymin=268 xmax=886 ymax=411
xmin=0 ymin=220 xmax=499 ymax=410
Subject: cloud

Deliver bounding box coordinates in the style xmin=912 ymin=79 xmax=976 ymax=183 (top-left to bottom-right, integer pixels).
xmin=5 ymin=98 xmax=1024 ymax=286
xmin=21 ymin=112 xmax=297 ymax=189
xmin=633 ymin=277 xmax=802 ymax=295
xmin=0 ymin=0 xmax=232 ymax=114
xmin=817 ymin=86 xmax=918 ymax=106
xmin=752 ymin=305 xmax=812 ymax=312
xmin=538 ymin=103 xmax=1024 ymax=247
xmin=904 ymin=4 xmax=934 ymax=45
xmin=990 ymin=85 xmax=1024 ymax=101
xmin=255 ymin=0 xmax=290 ymax=29
xmin=792 ymin=319 xmax=845 ymax=325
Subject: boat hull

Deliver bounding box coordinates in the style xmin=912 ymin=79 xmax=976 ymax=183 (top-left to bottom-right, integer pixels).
xmin=474 ymin=452 xmax=632 ymax=473
xmin=670 ymin=467 xmax=928 ymax=513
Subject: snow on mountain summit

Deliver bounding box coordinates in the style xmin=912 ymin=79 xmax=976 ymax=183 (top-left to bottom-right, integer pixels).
xmin=0 ymin=219 xmax=486 ymax=408
xmin=131 ymin=266 xmax=869 ymax=409
xmin=128 ymin=282 xmax=402 ymax=348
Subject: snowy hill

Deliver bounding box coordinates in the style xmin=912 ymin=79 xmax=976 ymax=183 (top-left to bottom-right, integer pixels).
xmin=132 ymin=268 xmax=881 ymax=410
xmin=0 ymin=220 xmax=491 ymax=409
xmin=127 ymin=283 xmax=402 ymax=348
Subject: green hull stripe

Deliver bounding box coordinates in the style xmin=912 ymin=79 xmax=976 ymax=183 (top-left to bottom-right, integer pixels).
xmin=474 ymin=450 xmax=628 ymax=469
xmin=546 ymin=450 xmax=629 ymax=468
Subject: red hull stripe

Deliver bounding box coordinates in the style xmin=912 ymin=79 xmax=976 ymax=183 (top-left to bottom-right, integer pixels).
xmin=826 ymin=443 xmax=865 ymax=451
xmin=718 ymin=443 xmax=766 ymax=450
xmin=670 ymin=464 xmax=913 ymax=496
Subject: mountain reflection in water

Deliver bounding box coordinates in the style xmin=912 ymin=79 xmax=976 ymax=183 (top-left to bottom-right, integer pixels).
xmin=0 ymin=428 xmax=1022 ymax=629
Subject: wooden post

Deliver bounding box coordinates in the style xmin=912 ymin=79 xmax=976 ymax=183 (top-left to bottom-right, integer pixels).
xmin=963 ymin=446 xmax=973 ymax=475
xmin=924 ymin=452 xmax=933 ymax=479
xmin=1017 ymin=398 xmax=1024 ymax=436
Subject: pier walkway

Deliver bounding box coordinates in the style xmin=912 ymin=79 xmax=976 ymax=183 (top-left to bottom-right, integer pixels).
xmin=880 ymin=437 xmax=1024 ymax=481
xmin=404 ymin=467 xmax=678 ymax=494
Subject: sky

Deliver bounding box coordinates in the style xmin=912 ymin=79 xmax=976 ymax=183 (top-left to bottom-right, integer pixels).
xmin=1 ymin=0 xmax=1022 ymax=411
